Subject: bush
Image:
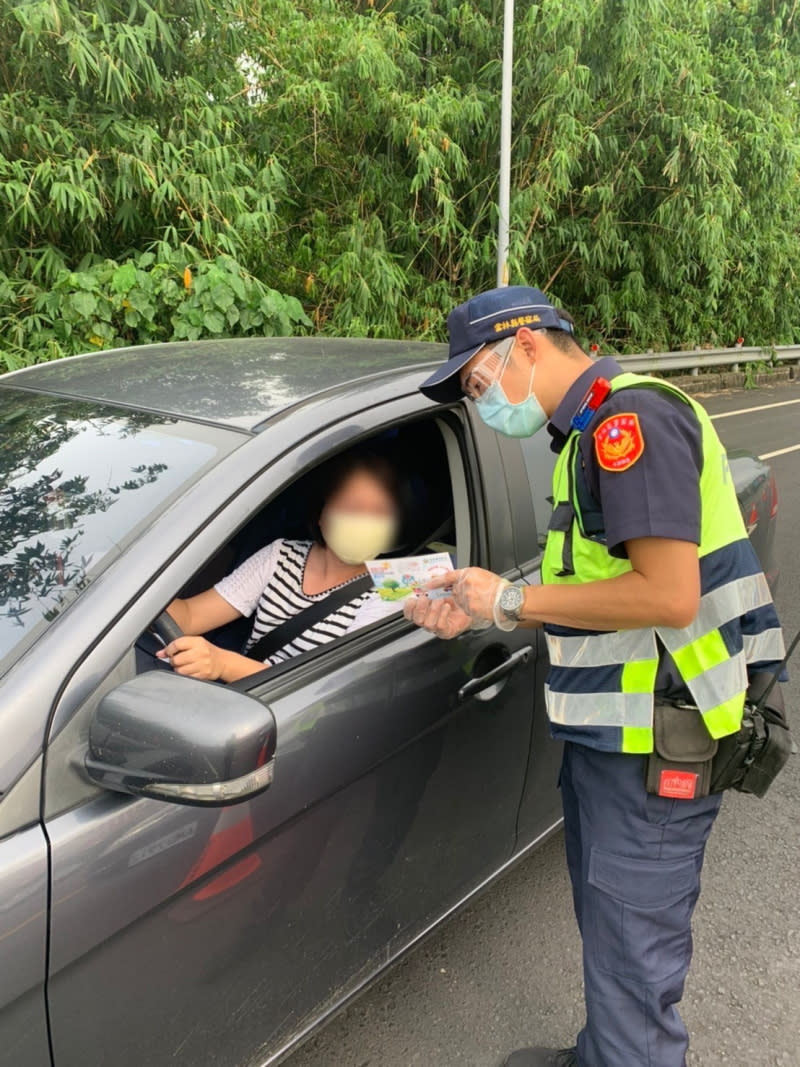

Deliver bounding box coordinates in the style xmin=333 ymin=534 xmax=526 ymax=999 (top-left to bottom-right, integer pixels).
xmin=0 ymin=249 xmax=309 ymax=371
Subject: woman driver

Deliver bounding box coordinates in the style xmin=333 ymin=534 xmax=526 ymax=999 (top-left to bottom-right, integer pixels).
xmin=158 ymin=452 xmax=402 ymax=683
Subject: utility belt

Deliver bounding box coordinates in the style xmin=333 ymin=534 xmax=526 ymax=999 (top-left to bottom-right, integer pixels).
xmin=646 ymin=672 xmax=794 ymax=801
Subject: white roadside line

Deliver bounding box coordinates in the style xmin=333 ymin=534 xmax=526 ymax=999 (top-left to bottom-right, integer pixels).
xmin=711 ymin=397 xmax=800 ymax=420
xmin=758 ymin=444 xmax=800 ymax=461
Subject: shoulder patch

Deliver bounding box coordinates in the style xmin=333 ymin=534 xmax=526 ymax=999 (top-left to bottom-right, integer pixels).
xmin=594 ymin=412 xmax=644 ymax=472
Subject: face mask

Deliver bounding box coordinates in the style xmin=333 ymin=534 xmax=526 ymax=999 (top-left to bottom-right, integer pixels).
xmin=475 ymin=362 xmax=548 ymax=438
xmin=321 ymin=511 xmax=397 ymax=565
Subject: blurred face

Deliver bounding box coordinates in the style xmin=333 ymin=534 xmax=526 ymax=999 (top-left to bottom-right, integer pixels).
xmin=319 ymin=468 xmax=399 ymax=565
xmin=322 ymin=469 xmax=398 ymax=521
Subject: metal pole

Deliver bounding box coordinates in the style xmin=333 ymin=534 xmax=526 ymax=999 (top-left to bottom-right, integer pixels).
xmin=496 ymin=0 xmax=515 ymax=288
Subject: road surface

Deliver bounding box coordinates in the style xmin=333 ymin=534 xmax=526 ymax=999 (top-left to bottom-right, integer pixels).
xmin=286 ymin=382 xmax=800 ymax=1067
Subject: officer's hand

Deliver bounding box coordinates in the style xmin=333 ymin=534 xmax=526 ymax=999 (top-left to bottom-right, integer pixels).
xmin=403 ymin=594 xmax=474 ymax=640
xmin=156 ymin=635 xmax=226 ymax=680
xmin=426 ymin=567 xmax=503 ymax=623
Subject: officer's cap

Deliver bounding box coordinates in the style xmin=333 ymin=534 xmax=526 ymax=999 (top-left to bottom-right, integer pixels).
xmin=420 ymin=285 xmax=573 ymax=404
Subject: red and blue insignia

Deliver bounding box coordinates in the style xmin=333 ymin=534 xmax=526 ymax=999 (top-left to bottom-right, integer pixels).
xmin=594 ymin=413 xmax=644 ymax=472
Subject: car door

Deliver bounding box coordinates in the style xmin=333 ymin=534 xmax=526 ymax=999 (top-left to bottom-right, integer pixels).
xmin=0 ymin=388 xmax=243 ymax=1067
xmin=0 ymin=760 xmax=50 ymax=1067
xmin=0 ymin=656 xmax=51 ymax=1067
xmin=42 ymin=391 xmax=539 ymax=1067
xmin=495 ymin=431 xmax=564 ymax=846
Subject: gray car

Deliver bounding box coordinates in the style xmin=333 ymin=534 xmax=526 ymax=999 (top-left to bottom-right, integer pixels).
xmin=0 ymin=338 xmax=779 ymax=1067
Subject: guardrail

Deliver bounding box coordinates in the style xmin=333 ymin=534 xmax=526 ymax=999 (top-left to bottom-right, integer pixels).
xmin=616 ymin=344 xmax=800 ymax=376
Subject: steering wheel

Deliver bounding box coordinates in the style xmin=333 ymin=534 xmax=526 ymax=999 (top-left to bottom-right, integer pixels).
xmin=149 ymin=611 xmax=184 ymax=649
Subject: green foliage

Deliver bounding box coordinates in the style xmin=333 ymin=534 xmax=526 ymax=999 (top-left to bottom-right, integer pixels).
xmin=0 ymin=0 xmax=307 ymax=367
xmin=239 ymin=0 xmax=800 ymax=349
xmin=503 ymin=0 xmax=800 ymax=350
xmin=743 ymin=358 xmax=774 ymax=390
xmin=0 ymin=0 xmax=280 ymax=263
xmin=0 ymin=250 xmax=309 ymax=371
xmin=1 ymin=0 xmax=800 ymax=365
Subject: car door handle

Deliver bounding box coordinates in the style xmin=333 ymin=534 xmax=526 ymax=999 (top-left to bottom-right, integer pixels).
xmin=458 ymin=645 xmax=534 ymax=702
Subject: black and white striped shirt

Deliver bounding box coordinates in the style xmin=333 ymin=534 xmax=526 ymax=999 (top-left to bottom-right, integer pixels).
xmin=214 ymin=539 xmax=399 ymax=666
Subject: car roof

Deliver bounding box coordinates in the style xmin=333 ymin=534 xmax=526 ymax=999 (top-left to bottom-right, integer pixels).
xmin=0 ymin=337 xmax=448 ymax=431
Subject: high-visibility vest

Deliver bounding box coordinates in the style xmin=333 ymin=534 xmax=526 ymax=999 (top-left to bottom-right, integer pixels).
xmin=541 ymin=373 xmax=785 ymax=754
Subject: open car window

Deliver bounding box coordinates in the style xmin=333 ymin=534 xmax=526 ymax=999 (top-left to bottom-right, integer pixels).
xmin=138 ymin=413 xmax=470 ymax=689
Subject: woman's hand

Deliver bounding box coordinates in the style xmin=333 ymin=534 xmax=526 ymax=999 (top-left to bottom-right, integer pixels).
xmin=157 ymin=636 xmax=269 ymax=683
xmin=156 ymin=636 xmax=228 ymax=681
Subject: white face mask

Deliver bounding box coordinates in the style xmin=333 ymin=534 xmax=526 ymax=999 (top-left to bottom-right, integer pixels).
xmin=321 ymin=511 xmax=397 ymax=565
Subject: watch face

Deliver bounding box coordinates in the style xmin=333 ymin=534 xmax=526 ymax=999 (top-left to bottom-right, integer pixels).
xmin=500 ymin=585 xmax=524 ymax=616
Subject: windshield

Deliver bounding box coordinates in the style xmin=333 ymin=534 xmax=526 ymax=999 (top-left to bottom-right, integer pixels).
xmin=0 ymin=387 xmax=242 ymax=678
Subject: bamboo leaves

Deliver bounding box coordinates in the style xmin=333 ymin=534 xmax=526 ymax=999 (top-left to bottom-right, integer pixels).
xmin=1 ymin=0 xmax=799 ymax=365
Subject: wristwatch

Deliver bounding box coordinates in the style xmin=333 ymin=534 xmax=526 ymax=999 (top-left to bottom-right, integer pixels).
xmin=498 ymin=583 xmax=525 ymax=623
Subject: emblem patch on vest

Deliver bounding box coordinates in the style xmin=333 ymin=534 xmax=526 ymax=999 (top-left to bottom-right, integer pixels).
xmin=658 ymin=769 xmax=698 ymax=800
xmin=594 ymin=413 xmax=644 ymax=471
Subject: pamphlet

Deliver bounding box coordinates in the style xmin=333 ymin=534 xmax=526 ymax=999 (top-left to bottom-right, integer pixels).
xmin=365 ymin=552 xmax=455 ymax=602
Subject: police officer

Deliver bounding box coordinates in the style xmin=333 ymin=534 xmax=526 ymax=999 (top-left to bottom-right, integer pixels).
xmin=406 ymin=286 xmax=785 ymax=1067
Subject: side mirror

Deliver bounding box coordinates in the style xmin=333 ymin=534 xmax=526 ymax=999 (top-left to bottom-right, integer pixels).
xmin=84 ymin=672 xmax=276 ymax=806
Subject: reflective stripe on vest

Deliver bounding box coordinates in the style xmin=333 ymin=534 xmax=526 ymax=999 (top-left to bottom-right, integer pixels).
xmin=743 ymin=628 xmax=785 ymax=664
xmin=657 ymin=571 xmax=773 ymax=647
xmin=541 ymin=373 xmax=785 ymax=753
xmin=545 ymin=687 xmax=654 ymax=729
xmin=546 ymin=627 xmax=656 ymax=668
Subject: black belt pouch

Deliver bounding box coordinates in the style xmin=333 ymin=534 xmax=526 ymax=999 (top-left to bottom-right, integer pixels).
xmin=645 ymin=702 xmax=718 ymax=800
xmin=710 ymin=673 xmax=793 ymax=798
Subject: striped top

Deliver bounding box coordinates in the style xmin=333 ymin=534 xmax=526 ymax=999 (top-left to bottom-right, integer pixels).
xmin=214 ymin=539 xmax=400 ymax=666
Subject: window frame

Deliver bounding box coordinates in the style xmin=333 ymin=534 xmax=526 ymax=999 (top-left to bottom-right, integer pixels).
xmin=515 ymin=432 xmax=558 ymax=557
xmin=228 ymin=406 xmax=488 ymax=696
xmin=494 ymin=434 xmax=545 ymax=575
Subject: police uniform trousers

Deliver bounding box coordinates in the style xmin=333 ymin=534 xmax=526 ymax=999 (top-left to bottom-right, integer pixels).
xmin=559 ymin=740 xmax=723 ymax=1067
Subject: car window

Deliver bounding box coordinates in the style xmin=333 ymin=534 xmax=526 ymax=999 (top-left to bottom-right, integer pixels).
xmin=0 ymin=387 xmax=242 ymax=680
xmin=155 ymin=415 xmax=463 ymax=689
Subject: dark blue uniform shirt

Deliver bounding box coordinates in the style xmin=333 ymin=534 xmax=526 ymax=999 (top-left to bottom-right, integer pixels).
xmin=547 ymin=357 xmax=703 ymax=699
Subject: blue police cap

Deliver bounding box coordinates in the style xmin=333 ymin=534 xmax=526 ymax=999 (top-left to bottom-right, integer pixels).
xmin=420 ymin=285 xmax=573 ymax=403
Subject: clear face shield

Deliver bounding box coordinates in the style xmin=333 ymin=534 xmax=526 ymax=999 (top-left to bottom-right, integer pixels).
xmin=462 ymin=334 xmax=548 ymax=438
xmin=461 ymin=336 xmax=516 ymax=401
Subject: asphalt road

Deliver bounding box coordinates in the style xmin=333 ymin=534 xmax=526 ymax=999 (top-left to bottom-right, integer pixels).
xmin=287 ymin=381 xmax=800 ymax=1067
